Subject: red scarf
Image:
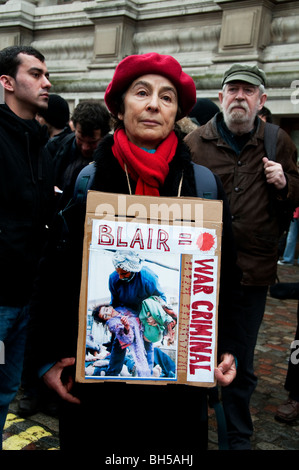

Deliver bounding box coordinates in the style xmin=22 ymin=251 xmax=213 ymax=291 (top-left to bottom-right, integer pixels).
xmin=112 ymin=128 xmax=178 ymax=196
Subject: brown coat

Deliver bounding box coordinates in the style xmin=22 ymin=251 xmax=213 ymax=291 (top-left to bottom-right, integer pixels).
xmin=185 ymin=114 xmax=299 ymax=286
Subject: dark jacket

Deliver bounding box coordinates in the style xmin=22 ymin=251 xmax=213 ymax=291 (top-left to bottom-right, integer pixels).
xmin=30 ymin=132 xmax=243 ymax=368
xmin=49 ymin=132 xmax=92 ymax=210
xmin=0 ymin=104 xmax=55 ymax=306
xmin=185 ymin=113 xmax=299 ymax=286
xmin=45 ymin=125 xmax=73 ymax=161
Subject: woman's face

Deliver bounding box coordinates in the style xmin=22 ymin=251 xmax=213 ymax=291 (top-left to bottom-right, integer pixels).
xmin=99 ymin=305 xmax=114 ymax=321
xmin=118 ymin=74 xmax=178 ymax=150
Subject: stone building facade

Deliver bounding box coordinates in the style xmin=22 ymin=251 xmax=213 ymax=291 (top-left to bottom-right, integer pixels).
xmin=0 ymin=0 xmax=299 ymax=148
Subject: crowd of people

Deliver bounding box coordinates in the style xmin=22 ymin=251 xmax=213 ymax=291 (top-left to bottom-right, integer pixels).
xmin=0 ymin=44 xmax=298 ymax=453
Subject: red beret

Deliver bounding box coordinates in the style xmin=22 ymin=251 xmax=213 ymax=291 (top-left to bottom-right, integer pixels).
xmin=104 ymin=52 xmax=197 ymax=119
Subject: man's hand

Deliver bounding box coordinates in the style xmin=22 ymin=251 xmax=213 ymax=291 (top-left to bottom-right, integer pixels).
xmin=43 ymin=357 xmax=80 ymax=405
xmin=214 ymin=353 xmax=237 ymax=386
xmin=263 ymin=157 xmax=287 ymax=190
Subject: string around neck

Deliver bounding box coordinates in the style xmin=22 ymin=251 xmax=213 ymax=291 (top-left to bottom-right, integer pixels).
xmin=124 ymin=164 xmax=184 ymax=197
xmin=124 ymin=163 xmax=132 ymax=195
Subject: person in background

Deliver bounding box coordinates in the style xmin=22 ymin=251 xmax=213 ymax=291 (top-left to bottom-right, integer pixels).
xmin=278 ymin=207 xmax=299 ymax=266
xmin=0 ymin=45 xmax=54 ymax=449
xmin=36 ymin=93 xmax=73 ymax=198
xmin=189 ymin=97 xmax=220 ymax=127
xmin=270 ymin=282 xmax=299 ymax=423
xmin=177 ymin=97 xmax=220 ymax=135
xmin=28 ymin=52 xmax=244 ymax=453
xmin=52 ymin=101 xmax=111 ymax=206
xmin=36 ymin=93 xmax=71 ymax=140
xmin=185 ymin=63 xmax=299 ymax=449
xmin=258 ymin=105 xmax=273 ymax=123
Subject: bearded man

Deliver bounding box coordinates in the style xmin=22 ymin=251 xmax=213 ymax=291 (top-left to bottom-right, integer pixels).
xmin=185 ymin=63 xmax=299 ymax=450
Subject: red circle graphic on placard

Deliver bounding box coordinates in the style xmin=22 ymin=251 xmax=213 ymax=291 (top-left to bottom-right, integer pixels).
xmin=196 ymin=232 xmax=215 ymax=251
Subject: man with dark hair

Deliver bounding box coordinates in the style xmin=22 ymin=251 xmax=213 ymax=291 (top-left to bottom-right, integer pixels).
xmin=72 ymin=101 xmax=111 ymax=139
xmin=0 ymin=45 xmax=45 ymax=78
xmin=51 ymin=101 xmax=111 ymax=206
xmin=0 ymin=45 xmax=54 ymax=448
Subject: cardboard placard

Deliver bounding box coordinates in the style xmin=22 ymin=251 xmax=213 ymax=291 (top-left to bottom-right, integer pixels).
xmin=76 ymin=191 xmax=223 ymax=387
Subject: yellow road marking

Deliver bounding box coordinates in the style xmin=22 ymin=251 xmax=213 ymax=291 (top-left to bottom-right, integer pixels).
xmin=4 ymin=413 xmax=25 ymax=429
xmin=3 ymin=424 xmax=52 ymax=450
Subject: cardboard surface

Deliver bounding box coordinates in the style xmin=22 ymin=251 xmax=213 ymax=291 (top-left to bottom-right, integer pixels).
xmin=76 ymin=191 xmax=223 ymax=387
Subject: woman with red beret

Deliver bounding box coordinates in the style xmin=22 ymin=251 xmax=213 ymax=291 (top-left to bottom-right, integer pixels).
xmin=29 ymin=53 xmax=243 ymax=454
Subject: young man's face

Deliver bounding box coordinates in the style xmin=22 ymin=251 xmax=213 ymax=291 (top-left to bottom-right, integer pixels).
xmin=74 ymin=123 xmax=102 ymax=159
xmin=0 ymin=52 xmax=51 ymax=119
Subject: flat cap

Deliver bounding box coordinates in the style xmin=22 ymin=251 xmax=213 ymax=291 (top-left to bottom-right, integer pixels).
xmin=222 ymin=64 xmax=267 ymax=87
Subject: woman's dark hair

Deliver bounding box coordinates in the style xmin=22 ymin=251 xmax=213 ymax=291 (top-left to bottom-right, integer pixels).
xmin=0 ymin=45 xmax=45 ymax=78
xmin=92 ymin=304 xmax=111 ymax=324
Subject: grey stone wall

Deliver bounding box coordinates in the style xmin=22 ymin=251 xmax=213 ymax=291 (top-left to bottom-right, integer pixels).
xmin=0 ymin=0 xmax=299 ymax=120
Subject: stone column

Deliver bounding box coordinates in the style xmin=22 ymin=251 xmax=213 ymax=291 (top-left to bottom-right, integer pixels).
xmin=214 ymin=0 xmax=276 ymax=63
xmin=85 ymin=0 xmax=137 ymax=69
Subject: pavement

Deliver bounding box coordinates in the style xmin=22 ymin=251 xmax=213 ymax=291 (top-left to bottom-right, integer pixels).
xmin=2 ymin=263 xmax=299 ymax=452
xmin=208 ymin=262 xmax=299 ymax=450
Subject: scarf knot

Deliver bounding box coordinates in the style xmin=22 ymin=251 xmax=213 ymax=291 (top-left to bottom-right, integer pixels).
xmin=112 ymin=128 xmax=178 ymax=196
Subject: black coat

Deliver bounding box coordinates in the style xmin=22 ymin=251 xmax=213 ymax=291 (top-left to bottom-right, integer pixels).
xmin=0 ymin=104 xmax=55 ymax=306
